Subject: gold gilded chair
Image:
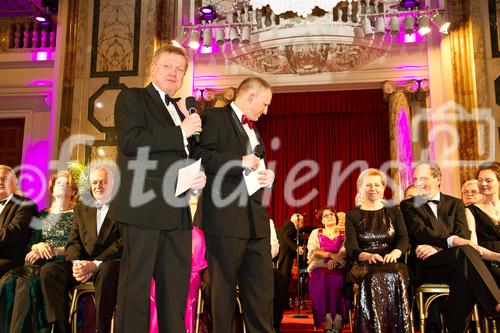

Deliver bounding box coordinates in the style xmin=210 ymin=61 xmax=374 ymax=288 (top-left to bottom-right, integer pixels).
xmin=68 ymin=282 xmax=96 ymax=333
xmin=415 ymin=283 xmax=481 ymax=333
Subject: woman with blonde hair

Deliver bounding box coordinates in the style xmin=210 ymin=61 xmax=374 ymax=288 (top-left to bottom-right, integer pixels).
xmin=345 ymin=168 xmax=411 ymax=333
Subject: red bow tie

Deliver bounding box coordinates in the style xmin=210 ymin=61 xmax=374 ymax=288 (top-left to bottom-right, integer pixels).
xmin=241 ymin=115 xmax=254 ymax=129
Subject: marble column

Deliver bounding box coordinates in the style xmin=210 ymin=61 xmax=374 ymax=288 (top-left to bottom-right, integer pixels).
xmin=384 ymin=80 xmax=429 ymax=201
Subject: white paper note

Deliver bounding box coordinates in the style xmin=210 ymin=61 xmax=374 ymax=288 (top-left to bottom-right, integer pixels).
xmin=243 ymin=159 xmax=266 ymax=196
xmin=175 ymin=159 xmax=202 ymax=197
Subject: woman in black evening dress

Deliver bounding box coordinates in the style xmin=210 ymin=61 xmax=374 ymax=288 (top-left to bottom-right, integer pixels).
xmin=466 ymin=162 xmax=500 ymax=282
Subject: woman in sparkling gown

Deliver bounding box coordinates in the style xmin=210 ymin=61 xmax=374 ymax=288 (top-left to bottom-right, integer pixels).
xmin=466 ymin=162 xmax=500 ymax=282
xmin=2 ymin=170 xmax=77 ymax=332
xmin=149 ymin=225 xmax=208 ymax=333
xmin=307 ymin=206 xmax=350 ymax=333
xmin=345 ymin=168 xmax=411 ymax=333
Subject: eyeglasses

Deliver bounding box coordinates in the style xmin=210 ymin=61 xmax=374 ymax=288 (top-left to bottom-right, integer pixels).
xmin=462 ymin=190 xmax=480 ymax=195
xmin=323 ymin=213 xmax=335 ymax=218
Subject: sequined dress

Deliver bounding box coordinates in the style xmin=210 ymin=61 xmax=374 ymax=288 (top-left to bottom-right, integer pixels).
xmin=29 ymin=210 xmax=74 ymax=258
xmin=345 ymin=206 xmax=411 ymax=333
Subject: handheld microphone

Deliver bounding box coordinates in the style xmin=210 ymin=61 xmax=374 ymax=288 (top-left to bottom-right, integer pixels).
xmin=244 ymin=144 xmax=264 ymax=175
xmin=185 ymin=96 xmax=200 ymax=143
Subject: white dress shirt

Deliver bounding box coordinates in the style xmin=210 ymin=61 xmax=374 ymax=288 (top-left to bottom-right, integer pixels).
xmin=231 ymin=102 xmax=259 ymax=150
xmin=0 ymin=194 xmax=13 ymax=215
xmin=152 ymin=83 xmax=189 ymax=156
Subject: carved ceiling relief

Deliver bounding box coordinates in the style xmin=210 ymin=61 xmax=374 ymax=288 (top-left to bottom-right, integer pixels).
xmin=229 ymin=43 xmax=386 ymax=74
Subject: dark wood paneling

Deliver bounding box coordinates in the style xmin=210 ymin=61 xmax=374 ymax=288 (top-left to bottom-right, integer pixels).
xmin=0 ymin=118 xmax=25 ymax=168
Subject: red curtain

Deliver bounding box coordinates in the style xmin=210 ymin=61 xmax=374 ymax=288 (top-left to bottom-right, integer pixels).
xmin=258 ymin=89 xmax=390 ymax=229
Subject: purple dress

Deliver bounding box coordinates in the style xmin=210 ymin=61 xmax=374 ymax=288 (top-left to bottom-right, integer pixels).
xmin=307 ymin=229 xmax=350 ymax=327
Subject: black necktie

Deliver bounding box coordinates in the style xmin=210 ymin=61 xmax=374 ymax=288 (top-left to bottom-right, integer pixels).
xmin=426 ymin=199 xmax=439 ymax=205
xmin=0 ymin=199 xmax=7 ymax=205
xmin=165 ymin=95 xmax=181 ymax=106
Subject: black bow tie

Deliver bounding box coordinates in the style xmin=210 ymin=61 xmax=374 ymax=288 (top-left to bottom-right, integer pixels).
xmin=426 ymin=199 xmax=439 ymax=205
xmin=165 ymin=95 xmax=181 ymax=106
xmin=0 ymin=199 xmax=7 ymax=205
xmin=95 ymin=201 xmax=109 ymax=210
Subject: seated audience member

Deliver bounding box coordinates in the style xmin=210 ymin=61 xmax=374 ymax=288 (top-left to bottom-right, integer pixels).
xmin=307 ymin=206 xmax=349 ymax=333
xmin=404 ymin=184 xmax=417 ymax=200
xmin=400 ymin=161 xmax=500 ymax=333
xmin=0 ymin=165 xmax=37 ymax=278
xmin=40 ymin=164 xmax=122 ymax=333
xmin=336 ymin=212 xmax=346 ymax=234
xmin=345 ymin=168 xmax=411 ymax=333
xmin=149 ymin=225 xmax=208 ymax=333
xmin=465 ymin=162 xmax=500 ymax=282
xmin=4 ymin=171 xmax=77 ymax=332
xmin=462 ymin=179 xmax=483 ymax=206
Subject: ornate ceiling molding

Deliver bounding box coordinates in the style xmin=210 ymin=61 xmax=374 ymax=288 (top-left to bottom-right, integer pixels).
xmin=249 ymin=0 xmax=345 ymax=17
xmin=229 ymin=42 xmax=386 ymax=74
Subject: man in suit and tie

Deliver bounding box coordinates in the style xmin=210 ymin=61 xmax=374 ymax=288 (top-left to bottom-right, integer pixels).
xmin=195 ymin=77 xmax=276 ymax=333
xmin=40 ymin=165 xmax=122 ymax=333
xmin=108 ymin=45 xmax=206 ymax=333
xmin=0 ymin=165 xmax=37 ymax=278
xmin=400 ymin=161 xmax=500 ymax=332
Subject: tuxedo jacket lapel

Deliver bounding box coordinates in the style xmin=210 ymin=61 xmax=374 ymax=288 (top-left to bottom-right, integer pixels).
xmin=83 ymin=205 xmax=98 ymax=253
xmin=97 ymin=215 xmax=113 ymax=246
xmin=146 ymin=83 xmax=176 ymax=126
xmin=0 ymin=203 xmax=9 ymax=228
xmin=226 ymin=105 xmax=251 ymax=154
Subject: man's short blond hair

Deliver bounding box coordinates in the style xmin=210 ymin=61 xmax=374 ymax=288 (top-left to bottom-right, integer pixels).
xmin=151 ymin=45 xmax=189 ymax=69
xmin=236 ymin=77 xmax=273 ymax=97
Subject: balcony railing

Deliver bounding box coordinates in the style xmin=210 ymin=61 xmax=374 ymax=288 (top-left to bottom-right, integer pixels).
xmin=0 ymin=17 xmax=56 ymax=50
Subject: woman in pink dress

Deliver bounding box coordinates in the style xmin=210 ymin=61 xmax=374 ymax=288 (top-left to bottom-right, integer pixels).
xmin=307 ymin=206 xmax=350 ymax=333
xmin=150 ymin=226 xmax=208 ymax=333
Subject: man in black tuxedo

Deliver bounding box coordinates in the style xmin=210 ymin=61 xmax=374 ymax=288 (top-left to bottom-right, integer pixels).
xmin=40 ymin=165 xmax=122 ymax=333
xmin=400 ymin=161 xmax=500 ymax=333
xmin=277 ymin=213 xmax=305 ymax=287
xmin=274 ymin=213 xmax=304 ymax=330
xmin=195 ymin=77 xmax=276 ymax=332
xmin=108 ymin=45 xmax=206 ymax=333
xmin=0 ymin=165 xmax=37 ymax=278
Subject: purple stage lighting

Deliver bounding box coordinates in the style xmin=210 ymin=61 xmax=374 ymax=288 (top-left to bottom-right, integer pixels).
xmin=199 ymin=5 xmax=217 ymax=21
